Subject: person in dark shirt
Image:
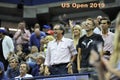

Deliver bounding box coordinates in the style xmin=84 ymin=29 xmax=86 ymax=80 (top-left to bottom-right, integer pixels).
xmin=31 ymin=54 xmax=45 ymax=76
xmin=77 ymin=18 xmax=104 ymax=72
xmin=6 ymin=57 xmax=20 ymax=79
xmin=0 ymin=61 xmax=8 ymax=80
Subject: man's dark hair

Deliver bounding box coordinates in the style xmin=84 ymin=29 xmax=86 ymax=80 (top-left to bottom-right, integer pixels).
xmin=59 ymin=24 xmax=65 ymax=35
xmin=100 ymin=17 xmax=111 ymax=25
xmin=20 ymin=62 xmax=30 ymax=72
xmin=86 ymin=18 xmax=95 ymax=26
xmin=54 ymin=23 xmax=65 ymax=35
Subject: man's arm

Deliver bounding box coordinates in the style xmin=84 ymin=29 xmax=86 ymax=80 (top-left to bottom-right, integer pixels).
xmin=21 ymin=30 xmax=31 ymax=41
xmin=13 ymin=31 xmax=21 ymax=40
xmin=66 ymin=40 xmax=77 ymax=74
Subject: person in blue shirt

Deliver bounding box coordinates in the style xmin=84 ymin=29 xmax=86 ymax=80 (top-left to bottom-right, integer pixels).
xmin=6 ymin=57 xmax=20 ymax=80
xmin=30 ymin=28 xmax=46 ymax=51
xmin=0 ymin=61 xmax=8 ymax=80
xmin=31 ymin=54 xmax=45 ymax=76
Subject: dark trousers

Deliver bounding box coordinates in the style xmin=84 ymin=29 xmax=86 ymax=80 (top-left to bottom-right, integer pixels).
xmin=49 ymin=63 xmax=68 ymax=75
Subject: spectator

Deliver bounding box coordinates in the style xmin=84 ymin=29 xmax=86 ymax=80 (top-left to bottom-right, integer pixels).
xmin=80 ymin=21 xmax=87 ymax=37
xmin=34 ymin=23 xmax=40 ymax=30
xmin=31 ymin=54 xmax=45 ymax=76
xmin=30 ymin=23 xmax=40 ymax=32
xmin=77 ymin=18 xmax=104 ymax=73
xmin=0 ymin=61 xmax=8 ymax=80
xmin=71 ymin=25 xmax=82 ymax=73
xmin=16 ymin=44 xmax=26 ymax=62
xmin=15 ymin=62 xmax=33 ymax=79
xmin=6 ymin=57 xmax=20 ymax=79
xmin=42 ymin=25 xmax=51 ymax=34
xmin=93 ymin=16 xmax=102 ymax=34
xmin=0 ymin=29 xmax=14 ymax=70
xmin=72 ymin=25 xmax=82 ymax=48
xmin=30 ymin=28 xmax=46 ymax=51
xmin=44 ymin=23 xmax=77 ymax=75
xmin=13 ymin=21 xmax=31 ymax=54
xmin=41 ymin=35 xmax=55 ymax=56
xmin=26 ymin=46 xmax=39 ymax=69
xmin=100 ymin=17 xmax=114 ymax=58
xmin=89 ymin=12 xmax=120 ymax=80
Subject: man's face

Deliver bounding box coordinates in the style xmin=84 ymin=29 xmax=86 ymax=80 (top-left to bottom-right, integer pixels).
xmin=18 ymin=22 xmax=25 ymax=30
xmin=36 ymin=57 xmax=43 ymax=65
xmin=100 ymin=20 xmax=109 ymax=30
xmin=53 ymin=25 xmax=63 ymax=37
xmin=84 ymin=20 xmax=94 ymax=32
xmin=20 ymin=64 xmax=27 ymax=74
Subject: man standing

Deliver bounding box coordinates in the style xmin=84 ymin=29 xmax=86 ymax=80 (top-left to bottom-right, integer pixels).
xmin=14 ymin=21 xmax=31 ymax=54
xmin=77 ymin=18 xmax=104 ymax=72
xmin=44 ymin=24 xmax=77 ymax=75
xmin=0 ymin=29 xmax=14 ymax=70
xmin=100 ymin=17 xmax=114 ymax=56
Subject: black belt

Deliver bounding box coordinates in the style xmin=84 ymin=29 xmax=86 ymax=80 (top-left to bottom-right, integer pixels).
xmin=51 ymin=63 xmax=68 ymax=67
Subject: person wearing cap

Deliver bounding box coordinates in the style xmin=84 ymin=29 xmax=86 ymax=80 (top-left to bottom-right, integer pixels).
xmin=44 ymin=23 xmax=77 ymax=75
xmin=0 ymin=29 xmax=14 ymax=71
xmin=42 ymin=25 xmax=51 ymax=34
xmin=0 ymin=61 xmax=8 ymax=80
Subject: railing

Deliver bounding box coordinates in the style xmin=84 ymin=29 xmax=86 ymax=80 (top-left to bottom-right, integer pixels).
xmin=22 ymin=72 xmax=98 ymax=80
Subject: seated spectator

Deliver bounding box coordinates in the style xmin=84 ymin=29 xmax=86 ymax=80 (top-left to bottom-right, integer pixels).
xmin=31 ymin=54 xmax=45 ymax=76
xmin=6 ymin=57 xmax=20 ymax=79
xmin=25 ymin=46 xmax=39 ymax=68
xmin=7 ymin=52 xmax=18 ymax=62
xmin=15 ymin=62 xmax=33 ymax=79
xmin=39 ymin=35 xmax=54 ymax=57
xmin=0 ymin=61 xmax=8 ymax=80
xmin=30 ymin=28 xmax=46 ymax=51
xmin=16 ymin=44 xmax=26 ymax=62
